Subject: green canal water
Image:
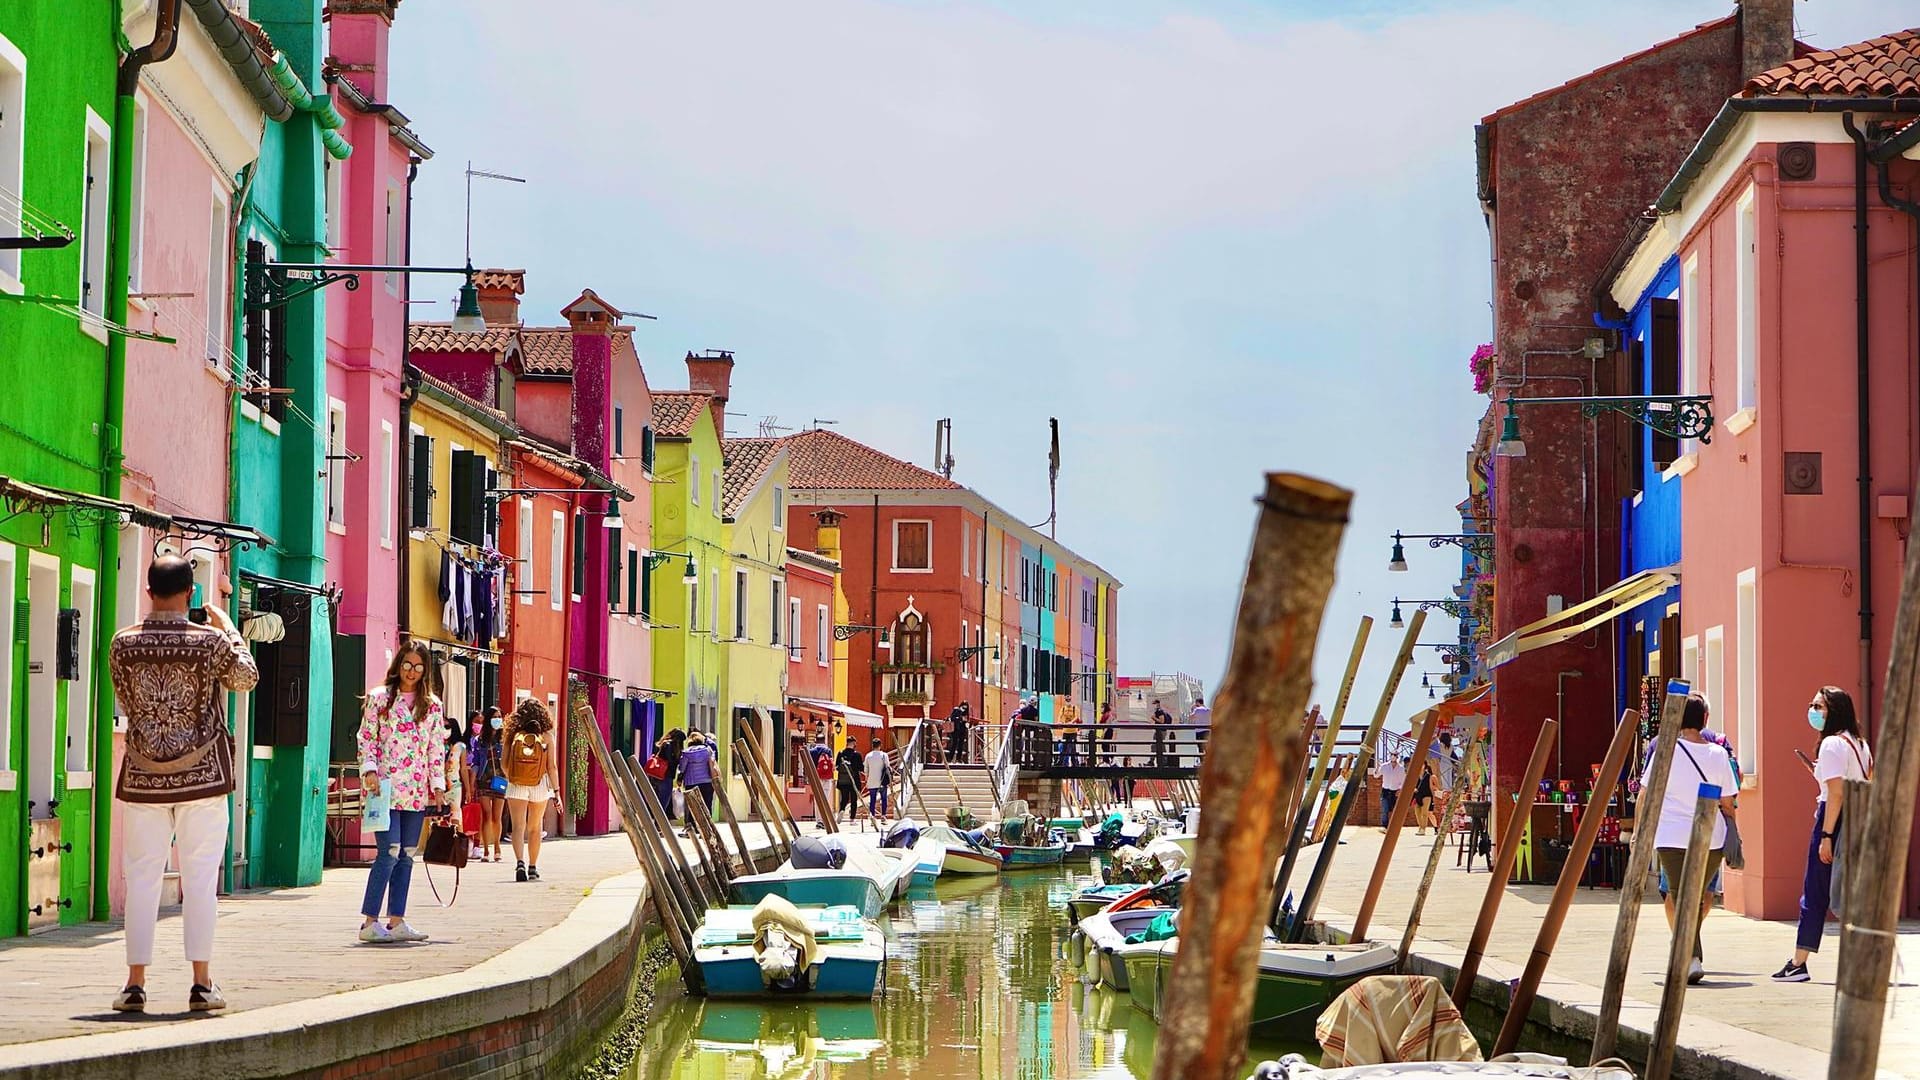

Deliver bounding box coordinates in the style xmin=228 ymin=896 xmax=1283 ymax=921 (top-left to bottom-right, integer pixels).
xmin=627 ymin=866 xmax=1313 ymax=1079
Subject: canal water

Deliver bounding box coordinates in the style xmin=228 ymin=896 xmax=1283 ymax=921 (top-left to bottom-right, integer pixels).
xmin=627 ymin=866 xmax=1312 ymax=1079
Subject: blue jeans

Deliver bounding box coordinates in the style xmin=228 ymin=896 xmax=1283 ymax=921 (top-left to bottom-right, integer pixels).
xmin=1380 ymin=787 xmax=1398 ymax=823
xmin=362 ymin=808 xmax=426 ymax=919
xmin=868 ymin=787 xmax=889 ymax=817
xmin=1796 ymin=801 xmax=1834 ymax=953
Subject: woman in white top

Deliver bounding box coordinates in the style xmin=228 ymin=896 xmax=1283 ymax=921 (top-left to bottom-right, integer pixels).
xmin=1771 ymin=686 xmax=1873 ymax=983
xmin=1640 ymin=693 xmax=1738 ymax=985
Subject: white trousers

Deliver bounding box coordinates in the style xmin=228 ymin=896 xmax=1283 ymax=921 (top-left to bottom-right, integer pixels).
xmin=119 ymin=796 xmax=228 ymax=967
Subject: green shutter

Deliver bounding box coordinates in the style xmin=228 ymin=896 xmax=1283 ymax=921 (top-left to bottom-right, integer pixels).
xmin=410 ymin=434 xmax=432 ymax=528
xmin=607 ymin=526 xmax=622 ymax=607
xmin=448 ymin=449 xmax=476 ymax=541
xmin=628 ymin=549 xmax=639 ymax=615
xmin=571 ymin=512 xmax=586 ymax=596
xmin=639 ymin=555 xmax=653 ymax=621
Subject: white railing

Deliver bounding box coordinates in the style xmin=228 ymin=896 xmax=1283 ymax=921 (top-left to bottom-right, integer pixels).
xmin=991 ymin=718 xmax=1018 ymax=807
xmin=895 ymin=717 xmax=926 ymax=817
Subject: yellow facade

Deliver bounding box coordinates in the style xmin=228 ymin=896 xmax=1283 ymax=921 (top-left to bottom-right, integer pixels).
xmin=721 ymin=448 xmax=790 ymax=805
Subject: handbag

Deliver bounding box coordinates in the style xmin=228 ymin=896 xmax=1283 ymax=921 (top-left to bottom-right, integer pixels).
xmin=672 ymin=786 xmax=687 ymax=821
xmin=459 ymin=800 xmax=483 ymax=835
xmin=422 ymin=816 xmax=469 ymax=906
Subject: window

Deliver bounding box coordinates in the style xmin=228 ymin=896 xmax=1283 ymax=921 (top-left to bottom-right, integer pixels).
xmin=772 ymin=486 xmax=785 ymax=529
xmin=640 ymin=549 xmax=655 ymax=622
xmin=734 ymin=568 xmax=749 ymax=640
xmin=641 ymin=426 xmax=656 ymax=472
xmin=687 ymin=563 xmax=699 ymax=630
xmin=447 ymin=447 xmax=485 ymax=543
xmin=410 ymin=428 xmax=431 ymax=529
xmin=326 ymin=398 xmax=348 ymax=530
xmin=384 ymin=183 xmax=402 ymax=293
xmin=709 ymin=568 xmax=719 ymax=637
xmin=1704 ymin=626 xmax=1725 ymax=754
xmin=1736 ymin=186 xmax=1758 ymax=415
xmin=1680 ymin=634 xmax=1700 ymax=688
xmin=711 ymin=470 xmax=722 ymax=518
xmin=0 ymin=34 xmax=25 ymax=290
xmin=379 ymin=422 xmax=394 ymax=546
xmin=127 ymin=97 xmax=148 ymax=294
xmin=788 ymin=597 xmax=801 ymax=659
xmin=626 ymin=545 xmax=639 ymax=617
xmin=690 ymin=455 xmax=700 ymax=505
xmin=324 ymin=156 xmax=342 ymax=251
xmin=893 ymin=520 xmax=931 ymax=572
xmin=1736 ymin=569 xmax=1757 ymax=778
xmin=962 ymin=521 xmax=970 ymax=578
xmin=549 ymin=510 xmax=564 ymax=611
xmin=613 ymin=404 xmax=624 ymax=456
xmin=79 ymin=110 xmax=110 ymax=319
xmin=206 ymin=190 xmax=230 ymax=363
xmin=816 ymin=604 xmax=829 ymax=665
xmin=571 ymin=509 xmax=586 ymax=599
xmin=771 ymin=578 xmax=784 ymax=645
xmin=517 ymin=498 xmax=533 ymax=605
xmin=960 ymin=620 xmax=970 ymax=679
xmin=607 ymin=523 xmax=622 ymax=609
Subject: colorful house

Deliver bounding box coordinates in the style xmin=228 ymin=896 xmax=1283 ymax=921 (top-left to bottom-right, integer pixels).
xmin=647 ymin=377 xmax=729 ymax=778
xmin=721 ymin=435 xmax=792 ymax=791
xmin=1606 ymin=29 xmax=1920 ymax=918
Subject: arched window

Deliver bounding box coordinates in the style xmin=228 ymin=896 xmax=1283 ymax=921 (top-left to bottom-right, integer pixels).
xmin=893 ymin=612 xmax=928 ymax=666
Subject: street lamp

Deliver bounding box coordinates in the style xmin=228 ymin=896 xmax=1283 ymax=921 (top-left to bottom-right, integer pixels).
xmin=1393 ymin=598 xmax=1470 ymax=627
xmin=1496 ymin=400 xmax=1526 ymax=458
xmin=1497 ymin=392 xmax=1715 ymax=460
xmin=1389 ymin=533 xmax=1409 ymax=573
xmin=641 ymin=549 xmax=698 ymax=585
xmin=450 ymin=263 xmax=486 ymax=333
xmin=1388 ymin=531 xmax=1493 ymax=572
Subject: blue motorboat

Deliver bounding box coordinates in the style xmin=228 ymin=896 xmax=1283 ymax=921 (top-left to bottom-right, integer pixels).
xmin=692 ymin=899 xmax=885 ymax=999
xmin=727 ymin=835 xmax=913 ymax=918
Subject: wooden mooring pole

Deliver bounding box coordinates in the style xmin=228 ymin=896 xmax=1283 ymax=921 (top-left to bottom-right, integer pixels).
xmin=1148 ymin=473 xmax=1348 ymax=1080
xmin=712 ymin=783 xmax=763 ymax=876
xmin=1645 ymin=786 xmax=1721 ymax=1080
xmin=1270 ymin=617 xmax=1372 ymax=916
xmin=1493 ymin=709 xmax=1640 ymax=1057
xmin=1398 ymin=772 xmax=1469 ymax=968
xmin=1449 ymin=718 xmax=1556 ymax=1011
xmin=1591 ymin=681 xmax=1690 ymax=1064
xmin=1349 ymin=706 xmax=1440 ymax=941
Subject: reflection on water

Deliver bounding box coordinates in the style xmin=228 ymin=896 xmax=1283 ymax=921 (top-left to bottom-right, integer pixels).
xmin=631 ymin=868 xmax=1313 ymax=1079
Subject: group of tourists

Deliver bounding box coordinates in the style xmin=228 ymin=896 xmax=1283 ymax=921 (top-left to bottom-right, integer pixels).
xmin=1369 ymin=731 xmax=1460 ymax=836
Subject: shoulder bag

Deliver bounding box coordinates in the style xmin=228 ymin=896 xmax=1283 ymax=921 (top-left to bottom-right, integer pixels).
xmin=421 ymin=814 xmax=469 ymax=905
xmin=1677 ymin=742 xmax=1743 ymax=870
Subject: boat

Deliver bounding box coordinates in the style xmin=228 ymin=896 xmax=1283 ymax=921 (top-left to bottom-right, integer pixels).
xmin=995 ymin=840 xmax=1067 ymax=868
xmin=919 ymin=823 xmax=1004 ymax=876
xmin=690 ymin=1000 xmax=885 ymax=1067
xmin=1065 ymin=882 xmax=1137 ymax=925
xmin=727 ymin=837 xmax=913 ymax=919
xmin=1160 ymin=831 xmax=1197 ymax=860
xmin=1073 ymin=904 xmax=1178 ymax=991
xmin=1123 ymin=937 xmax=1400 ymax=1041
xmin=1246 ymin=1061 xmax=1634 ymax=1079
xmin=906 ymin=834 xmax=945 ymax=887
xmin=690 ymin=900 xmax=886 ymax=999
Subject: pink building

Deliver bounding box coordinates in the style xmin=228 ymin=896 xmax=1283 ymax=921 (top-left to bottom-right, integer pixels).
xmin=322 ymin=0 xmax=429 ymax=733
xmin=1608 ymin=30 xmax=1920 ymax=918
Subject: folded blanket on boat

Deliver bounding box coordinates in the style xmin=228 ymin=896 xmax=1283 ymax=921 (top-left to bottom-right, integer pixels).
xmin=1314 ymin=974 xmax=1481 ymax=1067
xmin=751 ymin=895 xmax=821 ymax=988
xmin=1123 ymin=910 xmax=1179 ymax=944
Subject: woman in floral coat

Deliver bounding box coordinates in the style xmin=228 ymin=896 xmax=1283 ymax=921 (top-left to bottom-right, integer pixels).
xmin=356 ymin=641 xmax=447 ymax=944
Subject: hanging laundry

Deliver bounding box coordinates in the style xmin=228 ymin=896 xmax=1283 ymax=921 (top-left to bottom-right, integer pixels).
xmin=473 ymin=569 xmax=495 ymax=646
xmin=440 ymin=550 xmax=457 ymax=632
xmin=454 ymin=559 xmax=473 ymax=642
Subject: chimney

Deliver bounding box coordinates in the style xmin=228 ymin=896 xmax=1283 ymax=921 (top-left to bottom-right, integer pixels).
xmin=814 ymin=508 xmax=845 ymax=561
xmin=324 ymin=0 xmax=400 ymax=101
xmin=473 ymin=269 xmax=524 ymax=326
xmin=1737 ymin=0 xmax=1795 ymax=83
xmin=562 ymin=289 xmax=619 ymax=467
xmin=685 ymin=350 xmax=734 ymax=438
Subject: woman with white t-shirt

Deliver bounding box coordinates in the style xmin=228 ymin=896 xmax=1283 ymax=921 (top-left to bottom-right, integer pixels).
xmin=1771 ymin=686 xmax=1873 ymax=983
xmin=1639 ymin=693 xmax=1738 ymax=985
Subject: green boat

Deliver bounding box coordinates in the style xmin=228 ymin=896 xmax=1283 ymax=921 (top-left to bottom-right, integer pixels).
xmin=1121 ymin=937 xmax=1398 ymax=1041
xmin=994 ymin=841 xmax=1066 ymax=868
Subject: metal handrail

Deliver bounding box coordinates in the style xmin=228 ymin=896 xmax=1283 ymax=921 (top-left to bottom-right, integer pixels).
xmin=896 ymin=717 xmax=927 ymax=815
xmin=991 ymin=718 xmax=1018 ymax=807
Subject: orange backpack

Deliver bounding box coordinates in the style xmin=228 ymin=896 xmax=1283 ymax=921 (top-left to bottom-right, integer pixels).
xmin=506 ymin=731 xmax=548 ymax=787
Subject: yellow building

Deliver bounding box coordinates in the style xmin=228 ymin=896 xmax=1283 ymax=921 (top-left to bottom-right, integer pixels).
xmin=720 ymin=437 xmax=791 ymax=801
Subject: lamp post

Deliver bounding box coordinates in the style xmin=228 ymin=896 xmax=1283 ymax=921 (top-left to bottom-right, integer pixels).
xmin=1494 ymin=393 xmax=1715 ymax=459
xmin=1387 ymin=531 xmax=1494 ymax=572
xmin=1391 ymin=598 xmax=1471 ymax=629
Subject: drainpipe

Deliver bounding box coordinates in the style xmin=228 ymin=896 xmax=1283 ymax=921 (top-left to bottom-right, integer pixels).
xmin=397 ymin=161 xmax=420 ymax=639
xmin=92 ymin=0 xmax=181 ymax=922
xmin=1843 ymin=115 xmax=1875 ymax=737
xmin=180 ymin=0 xmax=291 ymax=123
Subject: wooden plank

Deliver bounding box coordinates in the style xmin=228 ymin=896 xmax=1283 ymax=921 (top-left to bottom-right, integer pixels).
xmin=1450 ymin=718 xmax=1557 ymax=1010
xmin=1350 ymin=706 xmax=1440 ymax=940
xmin=741 ymin=709 xmax=804 ymax=839
xmin=1592 ymin=681 xmax=1690 ymax=1064
xmin=736 ymin=737 xmax=795 ymax=863
xmin=1148 ymin=472 xmax=1348 ymax=1080
xmin=1647 ymin=785 xmax=1720 ymax=1080
xmin=801 ymin=747 xmax=841 ymax=833
xmin=1494 ymin=709 xmax=1640 ymax=1056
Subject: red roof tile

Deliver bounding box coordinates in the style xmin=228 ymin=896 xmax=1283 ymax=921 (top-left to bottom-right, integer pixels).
xmin=472 ymin=269 xmax=525 ymax=293
xmin=518 ymin=328 xmax=574 ymax=375
xmin=651 ymin=392 xmax=713 ymax=439
xmin=414 ymin=371 xmax=513 ymax=428
xmin=780 ymin=429 xmax=958 ymax=491
xmin=408 ymin=321 xmax=518 ymax=355
xmin=721 ymin=438 xmax=782 ymax=517
xmin=1745 ymin=28 xmax=1920 ymax=97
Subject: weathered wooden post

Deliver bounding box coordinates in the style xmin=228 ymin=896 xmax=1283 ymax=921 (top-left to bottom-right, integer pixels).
xmin=1449 ymin=718 xmax=1557 ymax=1010
xmin=1493 ymin=709 xmax=1640 ymax=1056
xmin=1397 ymin=773 xmax=1469 ymax=968
xmin=1829 ymin=493 xmax=1920 ymax=1080
xmin=712 ymin=783 xmax=763 ymax=876
xmin=576 ymin=712 xmax=700 ymax=984
xmin=1149 ymin=473 xmax=1348 ymax=1080
xmin=1271 ymin=618 xmax=1372 ymax=919
xmin=1350 ymin=706 xmax=1440 ymax=941
xmin=1592 ymin=682 xmax=1690 ymax=1064
xmin=631 ymin=759 xmax=721 ymax=911
xmin=736 ymin=739 xmax=795 ymax=862
xmin=801 ymin=749 xmax=840 ymax=834
xmin=742 ymin=710 xmax=806 ymax=839
xmin=1645 ymin=785 xmax=1720 ymax=1080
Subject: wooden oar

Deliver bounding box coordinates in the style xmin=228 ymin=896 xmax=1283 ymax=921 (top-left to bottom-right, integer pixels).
xmin=1646 ymin=784 xmax=1721 ymax=1080
xmin=1830 ymin=493 xmax=1920 ymax=1080
xmin=1149 ymin=472 xmax=1348 ymax=1080
xmin=1270 ymin=616 xmax=1372 ymax=916
xmin=1591 ymin=682 xmax=1689 ymax=1063
xmin=1450 ymin=718 xmax=1557 ymax=1010
xmin=1350 ymin=706 xmax=1440 ymax=940
xmin=1494 ymin=709 xmax=1639 ymax=1056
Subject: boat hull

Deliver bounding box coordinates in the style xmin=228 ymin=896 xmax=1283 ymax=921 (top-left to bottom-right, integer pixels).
xmin=941 ymin=846 xmax=1004 ymax=875
xmin=1075 ymin=906 xmax=1175 ymax=992
xmin=696 ymin=942 xmax=885 ymax=999
xmin=995 ymin=843 xmax=1066 ymax=868
xmin=1065 ymin=885 xmax=1135 ymax=925
xmin=1122 ymin=940 xmax=1399 ymax=1041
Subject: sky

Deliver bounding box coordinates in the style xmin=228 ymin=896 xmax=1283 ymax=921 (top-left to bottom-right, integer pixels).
xmin=387 ymin=0 xmax=1897 ymax=731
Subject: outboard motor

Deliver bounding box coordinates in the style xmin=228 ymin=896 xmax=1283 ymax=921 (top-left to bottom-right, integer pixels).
xmin=791 ymin=835 xmax=848 ymax=870
xmin=881 ymin=818 xmax=922 ymax=849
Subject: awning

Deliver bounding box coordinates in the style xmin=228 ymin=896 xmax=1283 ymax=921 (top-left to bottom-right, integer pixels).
xmin=0 ymin=476 xmax=170 ymax=529
xmin=170 ymin=514 xmax=274 ymax=552
xmin=1483 ymin=567 xmax=1678 ymax=669
xmin=788 ymin=696 xmax=885 ymax=729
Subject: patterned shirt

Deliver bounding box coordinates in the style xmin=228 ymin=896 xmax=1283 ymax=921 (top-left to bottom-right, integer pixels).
xmin=109 ymin=612 xmax=259 ymax=804
xmin=356 ymin=688 xmax=449 ymax=812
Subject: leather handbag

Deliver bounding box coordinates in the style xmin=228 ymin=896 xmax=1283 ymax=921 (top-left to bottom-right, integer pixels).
xmin=459 ymin=800 xmax=483 ymax=835
xmin=422 ymin=816 xmax=469 ymax=905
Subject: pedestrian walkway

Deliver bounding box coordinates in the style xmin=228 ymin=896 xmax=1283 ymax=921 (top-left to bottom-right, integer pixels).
xmin=1301 ymin=827 xmax=1920 ymax=1078
xmin=0 ymin=823 xmax=777 ymax=1057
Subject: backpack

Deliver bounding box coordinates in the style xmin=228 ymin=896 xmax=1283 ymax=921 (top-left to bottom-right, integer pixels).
xmin=815 ymin=751 xmax=833 ymax=780
xmin=507 ymin=731 xmax=548 ymax=787
xmin=643 ymin=753 xmax=670 ymax=781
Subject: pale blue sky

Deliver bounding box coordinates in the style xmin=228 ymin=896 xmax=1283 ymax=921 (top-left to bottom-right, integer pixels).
xmin=388 ymin=1 xmax=1895 ymax=729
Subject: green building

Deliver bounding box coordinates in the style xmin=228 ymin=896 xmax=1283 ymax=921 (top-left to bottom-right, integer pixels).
xmin=648 ymin=385 xmax=731 ymax=777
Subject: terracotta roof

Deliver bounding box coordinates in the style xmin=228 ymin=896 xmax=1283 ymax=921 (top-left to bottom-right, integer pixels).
xmin=780 ymin=429 xmax=959 ymax=491
xmin=721 ymin=438 xmax=782 ymax=517
xmin=1745 ymin=28 xmax=1920 ymax=97
xmin=414 ymin=371 xmax=513 ymax=430
xmin=408 ymin=322 xmax=518 ymax=355
xmin=472 ymin=269 xmax=525 ymax=293
xmin=1481 ymin=15 xmax=1736 ymax=124
xmin=651 ymin=392 xmax=713 ymax=439
xmin=518 ymin=328 xmax=574 ymax=375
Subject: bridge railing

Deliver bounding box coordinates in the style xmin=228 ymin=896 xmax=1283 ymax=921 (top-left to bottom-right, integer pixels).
xmin=1003 ymin=720 xmax=1210 ymax=774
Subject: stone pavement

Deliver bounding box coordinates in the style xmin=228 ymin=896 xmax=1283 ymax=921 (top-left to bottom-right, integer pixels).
xmin=0 ymin=825 xmax=775 ymax=1049
xmin=1302 ymin=826 xmax=1920 ymax=1079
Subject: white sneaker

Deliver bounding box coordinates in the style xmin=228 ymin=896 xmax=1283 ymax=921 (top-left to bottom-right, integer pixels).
xmin=358 ymin=922 xmax=393 ymax=944
xmin=387 ymin=921 xmax=429 ymax=943
xmin=1687 ymin=958 xmax=1705 ymax=984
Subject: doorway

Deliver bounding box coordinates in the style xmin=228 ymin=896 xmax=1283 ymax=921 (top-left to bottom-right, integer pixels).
xmin=26 ymin=553 xmax=58 ymax=821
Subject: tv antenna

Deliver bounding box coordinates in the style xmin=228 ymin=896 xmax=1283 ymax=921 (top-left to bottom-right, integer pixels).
xmin=809 ymin=419 xmax=839 ymax=431
xmin=933 ymin=418 xmax=956 ymax=480
xmin=757 ymin=416 xmax=793 ymax=437
xmin=465 ymin=162 xmax=527 ymax=265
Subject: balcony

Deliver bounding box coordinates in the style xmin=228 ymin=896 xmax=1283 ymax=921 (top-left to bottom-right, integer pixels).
xmin=877 ymin=663 xmax=940 ymax=707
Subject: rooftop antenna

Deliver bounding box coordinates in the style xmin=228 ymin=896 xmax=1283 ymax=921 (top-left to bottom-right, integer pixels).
xmin=1047 ymin=417 xmax=1060 ymax=538
xmin=465 ymin=162 xmax=527 ymax=265
xmin=810 ymin=419 xmax=839 ymax=431
xmin=933 ymin=418 xmax=955 ymax=480
xmin=757 ymin=416 xmax=793 ymax=438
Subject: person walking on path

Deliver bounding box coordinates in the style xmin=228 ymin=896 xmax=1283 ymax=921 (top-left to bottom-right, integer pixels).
xmin=1772 ymin=685 xmax=1874 ymax=983
xmin=1410 ymin=763 xmax=1436 ymax=835
xmin=678 ymin=731 xmax=718 ymax=826
xmin=835 ymin=739 xmax=865 ymax=818
xmin=1150 ymin=699 xmax=1172 ymax=766
xmin=503 ymin=697 xmax=564 ymax=882
xmin=643 ymin=729 xmax=684 ymax=825
xmin=108 ymin=555 xmax=258 ymax=1013
xmin=1641 ymin=693 xmax=1738 ymax=985
xmin=356 ymin=641 xmax=448 ymax=943
xmin=430 ymin=714 xmax=467 ymax=856
xmin=947 ymin=702 xmax=971 ymax=764
xmin=1373 ymin=752 xmax=1408 ymax=830
xmin=1188 ymin=694 xmax=1211 ymax=756
xmin=469 ymin=707 xmax=507 ymax=863
xmin=864 ymin=736 xmax=892 ymax=819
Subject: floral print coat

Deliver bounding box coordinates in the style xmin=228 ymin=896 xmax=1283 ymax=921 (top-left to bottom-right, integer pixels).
xmin=356 ymin=688 xmax=449 ymax=813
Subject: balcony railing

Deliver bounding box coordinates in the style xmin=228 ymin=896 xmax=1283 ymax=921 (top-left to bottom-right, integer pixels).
xmin=880 ymin=665 xmax=936 ymax=707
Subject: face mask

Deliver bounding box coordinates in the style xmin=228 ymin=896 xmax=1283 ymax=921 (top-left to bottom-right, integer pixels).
xmin=1808 ymin=708 xmax=1825 ymax=733
xmin=491 ymin=717 xmax=504 ymax=731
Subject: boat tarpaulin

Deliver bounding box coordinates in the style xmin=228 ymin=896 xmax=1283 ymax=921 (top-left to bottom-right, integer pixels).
xmin=1315 ymin=974 xmax=1481 ymax=1067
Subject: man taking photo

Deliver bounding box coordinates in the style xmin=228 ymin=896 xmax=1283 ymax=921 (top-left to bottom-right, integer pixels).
xmin=108 ymin=554 xmax=258 ymax=1014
